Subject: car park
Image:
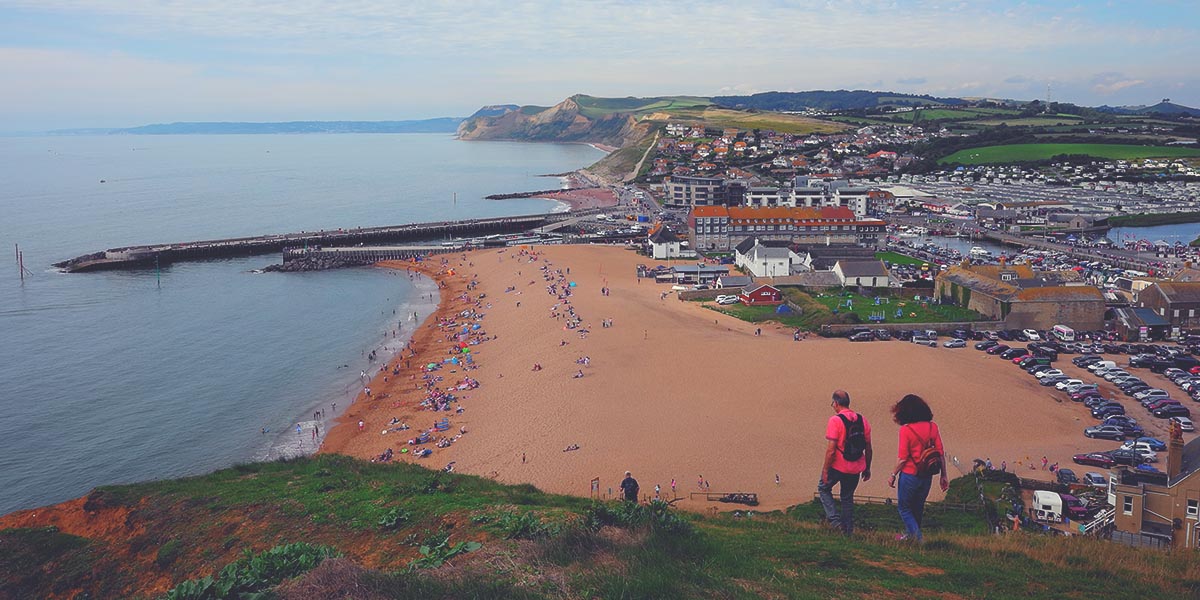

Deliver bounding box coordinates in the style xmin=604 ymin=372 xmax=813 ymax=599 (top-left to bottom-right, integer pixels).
xmin=1084 ymin=425 xmax=1127 ymax=440
xmin=1170 ymin=416 xmax=1195 ymax=431
xmin=1092 ymin=403 xmax=1126 ymax=418
xmin=1035 ymin=369 xmax=1063 ymax=379
xmin=1073 ymin=355 xmax=1102 ymax=367
xmin=1071 ymin=391 xmax=1103 ymax=403
xmin=1065 ymin=382 xmax=1097 ymax=393
xmin=1041 ymin=375 xmax=1068 ymax=386
xmin=911 ymin=336 xmax=937 ymax=347
xmin=1000 ymin=347 xmax=1028 ymax=360
xmin=874 ymin=329 xmax=892 ymax=341
xmin=987 ymin=344 xmax=1010 ymax=355
xmin=1073 ymin=453 xmax=1117 ymax=468
xmin=1083 ymin=396 xmax=1111 ymax=409
xmin=943 ymin=338 xmax=966 ymax=348
xmin=1105 ymin=421 xmax=1145 ymax=436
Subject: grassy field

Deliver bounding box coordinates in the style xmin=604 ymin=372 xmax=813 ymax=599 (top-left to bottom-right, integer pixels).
xmin=574 ymin=95 xmax=711 ymax=119
xmin=875 ymin=251 xmax=932 ymax=266
xmin=940 ymin=143 xmax=1200 ymax=165
xmin=813 ymin=291 xmax=984 ymax=324
xmin=5 ymin=455 xmax=1199 ymax=599
xmin=655 ymin=107 xmax=847 ymax=135
xmin=702 ymin=288 xmax=981 ymax=330
xmin=966 ymin=116 xmax=1084 ymax=127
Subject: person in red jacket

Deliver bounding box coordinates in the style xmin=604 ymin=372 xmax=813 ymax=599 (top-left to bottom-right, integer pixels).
xmin=887 ymin=394 xmax=948 ymax=542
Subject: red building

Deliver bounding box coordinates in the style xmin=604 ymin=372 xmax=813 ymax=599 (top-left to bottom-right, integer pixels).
xmin=741 ymin=284 xmax=783 ymax=306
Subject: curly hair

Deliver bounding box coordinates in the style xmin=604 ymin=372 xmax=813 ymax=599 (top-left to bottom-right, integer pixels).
xmin=892 ymin=393 xmax=934 ymax=425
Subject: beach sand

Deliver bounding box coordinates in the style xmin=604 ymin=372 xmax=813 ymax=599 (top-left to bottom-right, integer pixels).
xmin=322 ymin=245 xmax=1179 ymax=512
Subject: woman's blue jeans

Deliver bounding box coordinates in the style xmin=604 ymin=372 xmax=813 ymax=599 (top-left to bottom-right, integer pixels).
xmin=897 ymin=472 xmax=933 ymax=540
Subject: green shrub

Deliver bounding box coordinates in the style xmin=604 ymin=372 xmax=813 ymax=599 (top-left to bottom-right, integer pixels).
xmin=378 ymin=507 xmax=412 ymax=531
xmin=497 ymin=511 xmax=557 ymax=540
xmin=161 ymin=542 xmax=340 ymax=600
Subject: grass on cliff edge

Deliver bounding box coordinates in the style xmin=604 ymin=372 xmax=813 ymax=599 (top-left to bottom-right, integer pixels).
xmin=4 ymin=455 xmax=1200 ymax=599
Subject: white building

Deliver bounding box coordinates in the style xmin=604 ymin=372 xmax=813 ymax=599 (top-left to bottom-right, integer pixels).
xmin=734 ymin=238 xmax=802 ymax=278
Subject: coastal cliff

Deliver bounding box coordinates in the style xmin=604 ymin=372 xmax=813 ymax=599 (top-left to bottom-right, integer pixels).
xmin=457 ymin=95 xmax=654 ymax=148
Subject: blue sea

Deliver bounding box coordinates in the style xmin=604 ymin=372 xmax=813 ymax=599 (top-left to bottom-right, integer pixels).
xmin=0 ymin=134 xmax=603 ymax=515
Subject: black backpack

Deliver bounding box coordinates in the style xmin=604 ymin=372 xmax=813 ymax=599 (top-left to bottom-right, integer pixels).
xmin=837 ymin=413 xmax=867 ymax=461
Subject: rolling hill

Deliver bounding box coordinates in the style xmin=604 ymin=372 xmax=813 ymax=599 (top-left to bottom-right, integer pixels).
xmin=712 ymin=90 xmax=967 ymax=112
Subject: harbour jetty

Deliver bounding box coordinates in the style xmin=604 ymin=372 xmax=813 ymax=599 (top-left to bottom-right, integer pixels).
xmin=54 ymin=212 xmax=569 ymax=273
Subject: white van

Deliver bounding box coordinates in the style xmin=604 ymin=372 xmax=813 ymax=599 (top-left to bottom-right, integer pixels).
xmin=1087 ymin=360 xmax=1117 ymax=372
xmin=1030 ymin=490 xmax=1064 ymax=523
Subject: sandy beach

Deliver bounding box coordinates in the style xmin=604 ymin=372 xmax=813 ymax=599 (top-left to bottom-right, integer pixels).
xmin=322 ymin=244 xmax=1178 ymax=512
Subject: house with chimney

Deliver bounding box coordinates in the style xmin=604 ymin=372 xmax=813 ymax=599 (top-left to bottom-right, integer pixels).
xmin=1111 ymin=420 xmax=1200 ymax=549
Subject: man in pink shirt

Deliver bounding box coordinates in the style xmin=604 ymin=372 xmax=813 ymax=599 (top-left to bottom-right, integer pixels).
xmin=818 ymin=389 xmax=873 ymax=535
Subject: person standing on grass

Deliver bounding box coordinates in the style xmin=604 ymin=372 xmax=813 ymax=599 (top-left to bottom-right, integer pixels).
xmin=887 ymin=394 xmax=948 ymax=542
xmin=818 ymin=389 xmax=872 ymax=535
xmin=620 ymin=471 xmax=640 ymax=503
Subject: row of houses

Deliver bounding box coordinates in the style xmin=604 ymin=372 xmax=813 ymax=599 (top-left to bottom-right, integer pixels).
xmin=687 ymin=205 xmax=886 ymax=252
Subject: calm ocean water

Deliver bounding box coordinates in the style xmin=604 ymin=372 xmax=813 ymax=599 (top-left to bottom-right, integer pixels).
xmin=0 ymin=134 xmax=602 ymax=514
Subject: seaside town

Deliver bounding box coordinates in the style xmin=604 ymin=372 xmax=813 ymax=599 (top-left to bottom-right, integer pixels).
xmin=8 ymin=2 xmax=1200 ymax=591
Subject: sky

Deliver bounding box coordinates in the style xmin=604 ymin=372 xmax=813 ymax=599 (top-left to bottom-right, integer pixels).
xmin=2 ymin=0 xmax=1197 ymax=130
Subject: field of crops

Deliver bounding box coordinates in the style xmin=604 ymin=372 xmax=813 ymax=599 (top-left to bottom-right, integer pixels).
xmin=939 ymin=143 xmax=1200 ymax=164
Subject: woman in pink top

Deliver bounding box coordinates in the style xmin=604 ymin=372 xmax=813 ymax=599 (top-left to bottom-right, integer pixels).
xmin=887 ymin=394 xmax=947 ymax=541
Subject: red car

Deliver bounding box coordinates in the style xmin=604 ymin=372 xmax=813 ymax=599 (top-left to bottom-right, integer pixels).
xmin=1190 ymin=366 xmax=1200 ymax=375
xmin=987 ymin=344 xmax=1010 ymax=355
xmin=1073 ymin=452 xmax=1117 ymax=468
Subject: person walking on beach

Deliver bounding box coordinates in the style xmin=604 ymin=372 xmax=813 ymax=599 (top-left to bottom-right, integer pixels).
xmin=620 ymin=471 xmax=640 ymax=502
xmin=818 ymin=389 xmax=872 ymax=536
xmin=887 ymin=394 xmax=947 ymax=542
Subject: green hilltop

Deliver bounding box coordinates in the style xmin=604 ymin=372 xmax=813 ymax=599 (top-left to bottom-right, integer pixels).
xmin=3 ymin=455 xmax=1197 ymax=599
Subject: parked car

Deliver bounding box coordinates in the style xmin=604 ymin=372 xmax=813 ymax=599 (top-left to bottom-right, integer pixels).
xmin=1154 ymin=405 xmax=1191 ymax=419
xmin=1041 ymin=375 xmax=1069 ymax=387
xmin=1092 ymin=403 xmax=1126 ymax=418
xmin=1106 ymin=449 xmax=1147 ymax=466
xmin=874 ymin=329 xmax=892 ymax=341
xmin=911 ymin=336 xmax=937 ymax=347
xmin=943 ymin=338 xmax=966 ymax=348
xmin=1056 ymin=379 xmax=1084 ymax=391
xmin=1024 ymin=329 xmax=1042 ymax=341
xmin=1135 ymin=389 xmax=1170 ymax=401
xmin=1001 ymin=347 xmax=1029 ymax=360
xmin=1102 ymin=415 xmax=1139 ymax=428
xmin=849 ymin=332 xmax=874 ymax=342
xmin=1084 ymin=425 xmax=1127 ymax=440
xmin=1073 ymin=453 xmax=1117 ymax=468
xmin=1035 ymin=369 xmax=1064 ymax=379
xmin=987 ymin=344 xmax=1010 ymax=355
xmin=1119 ymin=441 xmax=1159 ymax=462
xmin=975 ymin=340 xmax=998 ymax=351
xmin=1106 ymin=421 xmax=1145 ymax=436
xmin=1071 ymin=391 xmax=1103 ymax=403
xmin=1170 ymin=416 xmax=1196 ymax=432
xmin=1083 ymin=472 xmax=1108 ymax=488
xmin=1135 ymin=437 xmax=1167 ymax=451
xmin=1055 ymin=468 xmax=1078 ymax=484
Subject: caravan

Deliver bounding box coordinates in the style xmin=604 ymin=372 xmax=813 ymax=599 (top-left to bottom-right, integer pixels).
xmin=1052 ymin=325 xmax=1075 ymax=342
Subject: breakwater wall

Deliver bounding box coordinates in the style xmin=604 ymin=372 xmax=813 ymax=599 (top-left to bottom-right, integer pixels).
xmin=55 ymin=213 xmax=563 ymax=273
xmin=485 ymin=186 xmax=597 ymax=200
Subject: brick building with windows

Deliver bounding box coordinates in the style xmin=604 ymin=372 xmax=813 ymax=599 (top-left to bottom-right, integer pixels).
xmin=686 ymin=206 xmax=885 ymax=252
